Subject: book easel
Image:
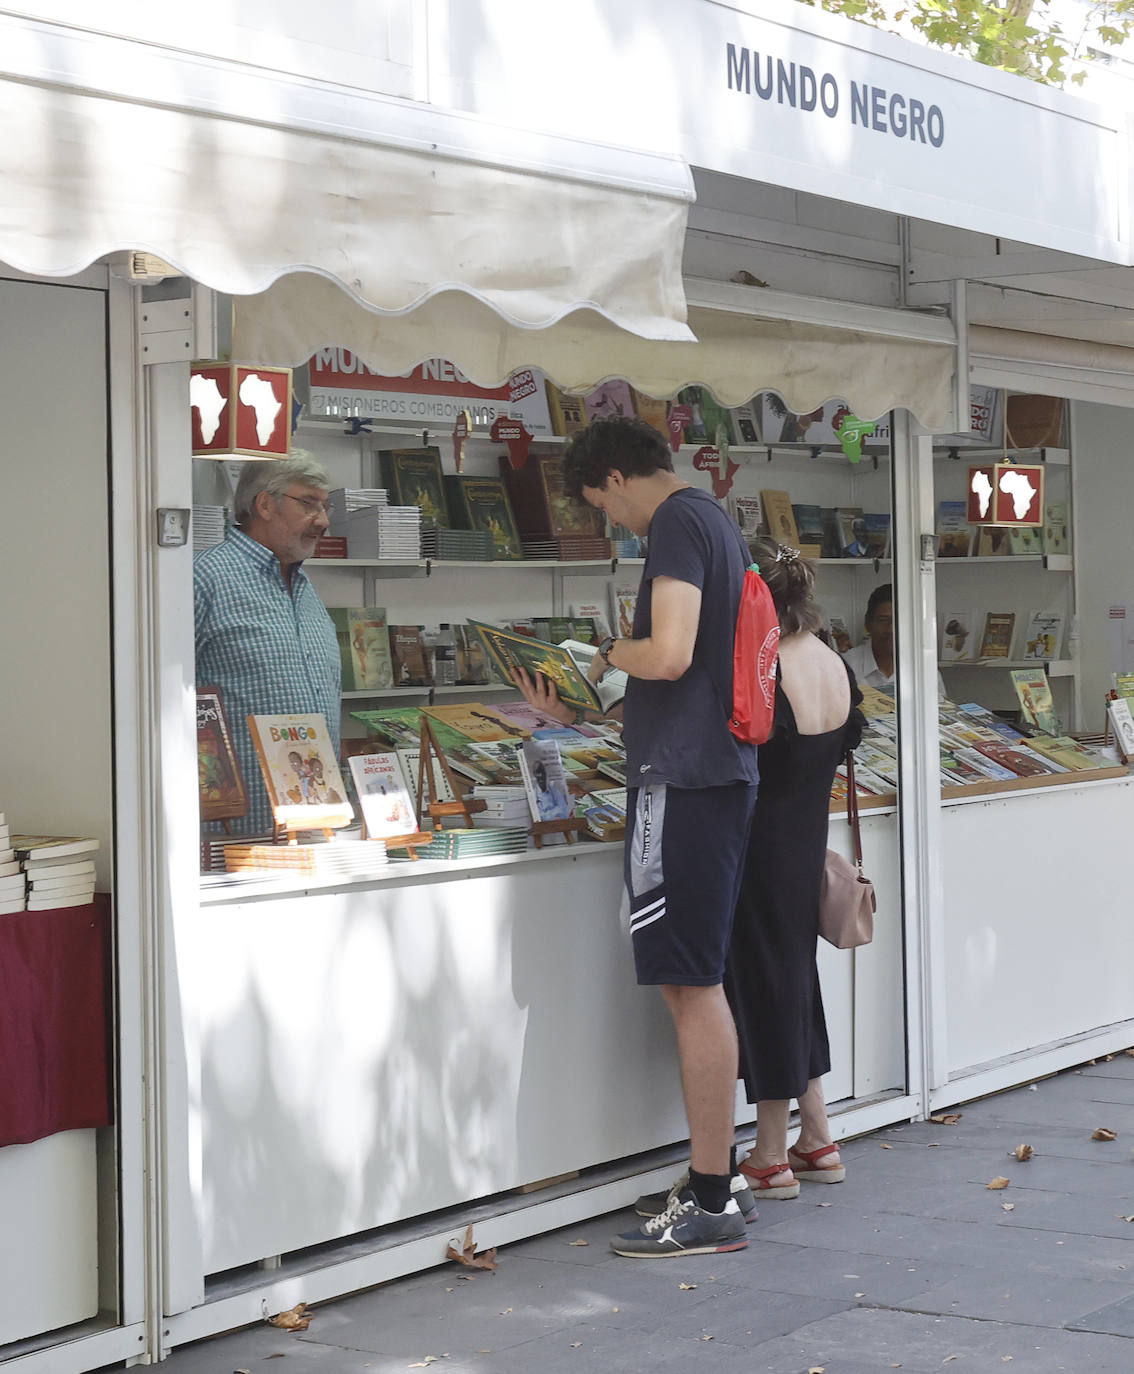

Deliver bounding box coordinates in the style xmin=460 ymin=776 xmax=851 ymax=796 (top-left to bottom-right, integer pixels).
xmin=358 ymin=815 xmax=434 ymax=860
xmin=271 ymin=819 xmax=337 ymax=846
xmin=417 ymin=717 xmax=487 ymax=830
xmin=529 ymin=817 xmax=587 ymax=849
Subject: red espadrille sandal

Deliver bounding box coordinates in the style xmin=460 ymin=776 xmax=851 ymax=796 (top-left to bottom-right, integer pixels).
xmin=787 ymin=1142 xmax=846 ymax=1184
xmin=738 ymin=1159 xmax=800 ymax=1199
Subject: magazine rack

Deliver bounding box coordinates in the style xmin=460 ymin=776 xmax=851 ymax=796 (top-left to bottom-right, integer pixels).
xmin=417 ymin=717 xmax=487 ymax=830
xmin=529 ymin=817 xmax=587 ymax=849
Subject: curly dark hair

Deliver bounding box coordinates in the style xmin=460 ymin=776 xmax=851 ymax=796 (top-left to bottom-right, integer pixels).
xmin=562 ymin=416 xmax=674 ymax=500
xmin=747 ymin=536 xmax=823 ymax=636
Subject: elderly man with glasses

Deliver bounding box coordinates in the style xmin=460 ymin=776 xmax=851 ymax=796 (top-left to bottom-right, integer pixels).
xmin=194 ymin=453 xmax=341 ymax=835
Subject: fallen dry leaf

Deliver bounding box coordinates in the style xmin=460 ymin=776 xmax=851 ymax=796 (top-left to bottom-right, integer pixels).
xmin=566 ymin=1239 xmax=588 ymax=1247
xmin=1117 ymin=1214 xmax=1134 ymax=1223
xmin=1124 ymin=1048 xmax=1134 ymax=1058
xmin=700 ymin=1335 xmax=714 ymax=1342
xmin=1092 ymin=1127 xmax=1118 ymax=1142
xmin=679 ymin=1282 xmax=697 ymax=1291
xmin=929 ymin=1113 xmax=962 ymax=1125
xmin=1014 ymin=1144 xmax=1034 ymax=1161
xmin=266 ymin=1303 xmax=311 ymax=1332
xmin=808 ymin=1367 xmax=825 ymax=1373
xmin=943 ymin=1357 xmax=959 ymax=1366
xmin=817 ymin=1201 xmax=832 ymax=1207
xmin=445 ymin=1225 xmax=497 ymax=1273
xmin=855 ymin=1291 xmax=866 ymax=1298
xmin=987 ymin=1176 xmax=1011 ymax=1190
xmin=1001 ymin=1358 xmax=1013 ymax=1364
xmin=235 ymin=1368 xmax=251 ymax=1373
xmin=879 ymin=1143 xmax=893 ymax=1149
xmin=1002 ymin=1202 xmax=1015 ymax=1212
xmin=570 ymin=1342 xmax=582 ymax=1349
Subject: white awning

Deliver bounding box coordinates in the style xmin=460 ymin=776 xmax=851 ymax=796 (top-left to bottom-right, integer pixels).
xmin=232 ymin=275 xmax=957 ymax=431
xmin=0 ymin=15 xmax=693 ymax=340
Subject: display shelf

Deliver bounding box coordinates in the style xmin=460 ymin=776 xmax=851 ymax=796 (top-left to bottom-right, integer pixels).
xmin=342 ymin=682 xmax=514 ymax=700
xmin=936 ymin=554 xmax=1073 ymax=569
xmin=939 ymin=659 xmax=1075 ymax=676
xmin=308 ymin=558 xmax=616 ymax=575
xmin=934 ymin=445 xmax=1070 ymax=466
xmin=309 ymin=559 xmax=427 ymax=575
xmin=817 ymin=557 xmax=892 ymax=568
xmin=298 ymin=416 xmax=567 ymax=446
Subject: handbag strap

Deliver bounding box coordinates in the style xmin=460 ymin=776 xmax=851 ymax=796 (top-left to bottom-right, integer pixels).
xmin=844 ymin=751 xmax=865 ymax=870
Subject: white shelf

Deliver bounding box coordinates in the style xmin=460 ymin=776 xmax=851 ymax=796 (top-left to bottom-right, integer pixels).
xmin=298 ymin=416 xmax=566 ymax=446
xmin=309 ymin=558 xmax=427 ymax=575
xmin=308 ymin=558 xmax=617 ymax=574
xmin=342 ymin=683 xmax=514 ymax=700
xmin=939 ymin=658 xmax=1074 ymax=677
xmin=817 ymin=557 xmax=891 ymax=567
xmin=936 ymin=554 xmax=1072 ymax=570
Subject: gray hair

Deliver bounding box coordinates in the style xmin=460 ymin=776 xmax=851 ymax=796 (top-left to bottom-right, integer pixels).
xmin=233 ymin=451 xmax=332 ymax=526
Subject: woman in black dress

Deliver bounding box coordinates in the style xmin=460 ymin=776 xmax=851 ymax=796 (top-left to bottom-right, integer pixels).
xmin=725 ymin=539 xmax=864 ymax=1199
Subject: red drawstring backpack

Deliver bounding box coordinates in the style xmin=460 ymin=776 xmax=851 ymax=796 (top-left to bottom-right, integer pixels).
xmin=728 ymin=562 xmax=780 ymax=745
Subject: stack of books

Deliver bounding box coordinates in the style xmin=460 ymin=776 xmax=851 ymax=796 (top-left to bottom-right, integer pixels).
xmin=469 ymin=785 xmax=532 ymax=827
xmin=192 ymin=505 xmax=229 ymax=553
xmin=327 ymin=488 xmax=388 ymax=525
xmin=12 ymin=835 xmax=100 ymax=910
xmin=337 ymin=506 xmax=423 ymax=560
xmin=421 ymin=528 xmax=496 ymax=561
xmin=393 ymin=826 xmax=530 ymax=860
xmin=223 ymin=839 xmax=389 ymax=877
xmin=200 ymin=833 xmax=274 ymax=873
xmin=0 ymin=813 xmax=25 ymax=913
xmin=520 ymin=536 xmax=612 ymax=560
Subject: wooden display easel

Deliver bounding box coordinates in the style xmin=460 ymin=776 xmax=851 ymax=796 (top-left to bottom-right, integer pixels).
xmin=359 ymin=816 xmax=434 ymax=860
xmin=272 ymin=819 xmax=337 ymax=846
xmin=529 ymin=817 xmax=587 ymax=849
xmin=417 ymin=717 xmax=487 ymax=830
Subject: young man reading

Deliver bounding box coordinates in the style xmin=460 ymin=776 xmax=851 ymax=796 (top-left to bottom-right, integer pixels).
xmin=513 ymin=417 xmax=759 ymax=1257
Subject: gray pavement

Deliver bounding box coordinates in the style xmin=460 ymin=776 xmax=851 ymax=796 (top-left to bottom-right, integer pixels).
xmin=164 ymin=1056 xmax=1134 ymax=1373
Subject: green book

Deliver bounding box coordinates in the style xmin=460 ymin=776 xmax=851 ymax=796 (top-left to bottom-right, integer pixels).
xmin=468 ymin=619 xmax=600 ymax=713
xmin=443 ymin=475 xmax=523 ymax=558
xmin=378 ymin=447 xmax=450 ymax=527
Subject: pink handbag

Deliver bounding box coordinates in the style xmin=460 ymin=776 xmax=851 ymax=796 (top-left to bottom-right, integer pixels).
xmin=819 ymin=753 xmax=876 ymax=949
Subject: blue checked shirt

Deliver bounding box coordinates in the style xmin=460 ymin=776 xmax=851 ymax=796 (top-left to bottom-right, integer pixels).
xmin=195 ymin=530 xmax=341 ymax=835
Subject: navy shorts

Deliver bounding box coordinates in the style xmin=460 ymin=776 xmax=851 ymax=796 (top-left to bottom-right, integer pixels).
xmin=624 ymin=782 xmax=757 ymax=987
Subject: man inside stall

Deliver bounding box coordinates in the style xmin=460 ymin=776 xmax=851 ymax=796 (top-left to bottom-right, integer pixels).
xmin=512 ymin=416 xmax=759 ymax=1259
xmin=840 ymin=583 xmax=947 ymax=698
xmin=194 ymin=454 xmax=341 ymax=835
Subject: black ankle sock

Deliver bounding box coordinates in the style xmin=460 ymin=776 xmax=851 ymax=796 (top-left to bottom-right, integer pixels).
xmin=687 ymin=1168 xmax=731 ymax=1213
xmin=729 ymin=1145 xmax=738 ymax=1176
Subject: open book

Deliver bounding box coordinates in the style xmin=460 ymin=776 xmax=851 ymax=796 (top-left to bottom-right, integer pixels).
xmin=558 ymin=639 xmax=628 ymax=715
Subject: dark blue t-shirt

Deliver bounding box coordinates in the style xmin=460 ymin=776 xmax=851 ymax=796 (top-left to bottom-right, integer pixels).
xmin=622 ymin=487 xmax=760 ymax=789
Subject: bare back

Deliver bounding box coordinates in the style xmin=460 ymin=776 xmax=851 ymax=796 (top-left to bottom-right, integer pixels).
xmin=776 ymin=630 xmax=851 ymax=736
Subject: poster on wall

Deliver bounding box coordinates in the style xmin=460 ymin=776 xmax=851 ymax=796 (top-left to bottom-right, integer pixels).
xmin=305 ymin=350 xmax=554 ymax=434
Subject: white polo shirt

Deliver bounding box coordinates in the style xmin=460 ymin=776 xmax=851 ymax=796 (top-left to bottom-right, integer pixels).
xmin=842 ymin=642 xmax=947 ymax=698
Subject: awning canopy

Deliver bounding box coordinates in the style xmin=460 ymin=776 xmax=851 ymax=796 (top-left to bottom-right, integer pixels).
xmin=231 ymin=274 xmax=957 ymax=431
xmin=0 ymin=15 xmax=693 ymax=340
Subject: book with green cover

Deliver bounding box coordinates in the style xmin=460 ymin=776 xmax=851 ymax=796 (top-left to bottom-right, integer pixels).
xmin=350 ymin=706 xmax=468 ymax=752
xmin=468 ymin=619 xmax=601 ymax=713
xmin=378 ymin=447 xmax=450 ymax=527
xmin=328 ymin=607 xmax=394 ymax=690
xmin=443 ymin=475 xmax=523 ymax=558
xmin=1009 ymin=668 xmax=1061 ymax=736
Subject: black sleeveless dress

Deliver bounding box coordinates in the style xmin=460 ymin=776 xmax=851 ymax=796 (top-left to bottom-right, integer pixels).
xmin=724 ymin=660 xmax=864 ymax=1103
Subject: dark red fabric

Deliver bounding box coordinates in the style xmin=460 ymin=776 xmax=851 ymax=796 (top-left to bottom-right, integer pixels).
xmin=0 ymin=894 xmax=112 ymax=1147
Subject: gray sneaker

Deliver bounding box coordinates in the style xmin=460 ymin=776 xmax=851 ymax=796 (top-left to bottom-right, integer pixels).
xmin=612 ymin=1186 xmax=748 ymax=1258
xmin=634 ymin=1171 xmax=758 ymax=1223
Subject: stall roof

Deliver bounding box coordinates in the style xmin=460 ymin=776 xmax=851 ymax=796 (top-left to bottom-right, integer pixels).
xmin=0 ymin=13 xmax=694 ymax=342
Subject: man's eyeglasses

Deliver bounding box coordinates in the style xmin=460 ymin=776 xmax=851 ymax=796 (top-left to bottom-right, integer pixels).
xmin=280 ymin=492 xmax=332 ymax=518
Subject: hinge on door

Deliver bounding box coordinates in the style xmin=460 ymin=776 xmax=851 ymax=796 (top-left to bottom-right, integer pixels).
xmin=138 ymin=298 xmax=194 ymax=365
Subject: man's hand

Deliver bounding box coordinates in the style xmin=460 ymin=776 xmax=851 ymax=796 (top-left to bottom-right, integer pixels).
xmin=510 ymin=666 xmax=575 ymax=725
xmin=587 ymin=652 xmax=608 ymax=685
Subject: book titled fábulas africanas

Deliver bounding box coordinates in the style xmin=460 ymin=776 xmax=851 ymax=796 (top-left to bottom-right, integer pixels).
xmin=468 ymin=619 xmax=601 ymax=713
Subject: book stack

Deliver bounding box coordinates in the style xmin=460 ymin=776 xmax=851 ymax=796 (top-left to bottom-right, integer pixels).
xmin=469 ymin=785 xmax=532 ymax=827
xmin=337 ymin=506 xmax=422 ymax=560
xmin=327 ymin=487 xmax=388 ymax=526
xmin=192 ymin=505 xmax=229 ymax=553
xmin=392 ymin=826 xmax=530 ymax=860
xmin=200 ymin=833 xmax=274 ymax=873
xmin=0 ymin=813 xmax=25 ymax=913
xmin=223 ymin=839 xmax=389 ymax=877
xmin=12 ymin=835 xmax=100 ymax=910
xmin=520 ymin=535 xmax=612 ymax=560
xmin=421 ymin=528 xmax=495 ymax=561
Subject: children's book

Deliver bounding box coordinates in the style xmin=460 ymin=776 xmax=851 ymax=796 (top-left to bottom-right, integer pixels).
xmin=1009 ymin=669 xmax=1061 ymax=736
xmin=978 ymin=612 xmax=1016 ymax=659
xmin=422 ymin=702 xmax=532 ymax=744
xmin=196 ymin=686 xmax=248 ymax=822
xmin=348 ymin=753 xmax=418 ymax=838
xmin=939 ymin=610 xmax=976 ymax=662
xmin=246 ymin=713 xmax=353 ymax=828
xmin=443 ymin=476 xmax=523 ymax=559
xmin=468 ymin=620 xmax=601 ymax=712
xmin=1021 ymin=610 xmax=1064 ymax=661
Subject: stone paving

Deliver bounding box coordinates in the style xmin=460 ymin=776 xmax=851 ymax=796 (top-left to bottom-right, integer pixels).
xmin=163 ymin=1056 xmax=1134 ymax=1373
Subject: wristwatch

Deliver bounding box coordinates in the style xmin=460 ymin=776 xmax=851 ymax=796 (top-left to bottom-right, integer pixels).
xmin=597 ymin=635 xmax=617 ymax=666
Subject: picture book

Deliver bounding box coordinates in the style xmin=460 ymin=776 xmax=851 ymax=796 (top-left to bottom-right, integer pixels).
xmin=196 ymin=686 xmax=248 ymax=822
xmin=442 ymin=475 xmax=523 ymax=559
xmin=935 ymin=501 xmax=972 ymax=558
xmin=610 ymin=584 xmax=639 ymax=638
xmin=246 ymin=713 xmax=354 ymax=828
xmin=467 ymin=619 xmax=601 ymax=712
xmin=676 ymin=385 xmax=734 ymax=448
xmin=500 ymin=454 xmax=605 ymax=539
xmin=978 ymin=612 xmax=1016 ymax=659
xmin=729 ymin=494 xmax=763 ymax=540
xmin=1021 ymin=611 xmax=1065 ymax=661
xmin=544 ymin=381 xmax=588 ymax=436
xmin=1027 ymin=735 xmax=1112 ymax=771
xmin=422 ymin=702 xmax=532 ymax=744
xmin=1009 ymin=669 xmax=1061 ymax=736
xmin=328 ymin=607 xmax=395 ymax=691
xmin=347 ymin=753 xmax=417 ymax=839
xmin=863 ymin=512 xmax=891 ymax=560
xmin=1044 ymin=501 xmax=1069 ymax=555
xmin=791 ymin=504 xmax=824 ymax=557
xmin=377 ymin=447 xmax=450 ymax=527
xmin=835 ymin=506 xmax=869 ymax=558
xmin=1107 ymin=696 xmax=1134 ymax=762
xmin=761 ymin=490 xmax=800 ymax=547
xmin=584 ymin=379 xmax=635 ymax=423
xmin=939 ymin=610 xmax=976 ymax=662
xmin=517 ymin=740 xmax=574 ymax=821
xmin=350 ymin=707 xmax=468 ymax=752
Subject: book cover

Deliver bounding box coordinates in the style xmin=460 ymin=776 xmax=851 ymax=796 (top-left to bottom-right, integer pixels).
xmin=729 ymin=400 xmax=761 ymax=444
xmin=422 ymin=702 xmax=531 ymax=743
xmin=972 ymin=740 xmax=1064 ymax=778
xmin=348 ymin=753 xmax=417 ymax=838
xmin=544 ymin=381 xmax=588 ymax=436
xmin=517 ymin=740 xmax=574 ymax=821
xmin=490 ymin=701 xmax=571 ymax=733
xmin=1107 ymin=696 xmax=1134 ymax=762
xmin=246 ymin=713 xmax=354 ymax=828
xmin=791 ymin=503 xmax=824 ymax=556
xmin=1044 ymin=501 xmax=1069 ymax=555
xmin=501 ymin=454 xmax=604 ymax=539
xmin=1114 ymin=671 xmax=1134 ymax=702
xmin=975 ymin=526 xmax=1011 ymax=557
xmin=12 ymin=835 xmax=100 ymax=861
xmin=1027 ymin=735 xmax=1111 ymax=771
xmin=459 ymin=741 xmax=525 ymax=785
xmin=329 ymin=608 xmax=395 ymax=691
xmin=389 ymin=625 xmax=432 ymax=686
xmin=196 ymin=686 xmax=249 ymax=823
xmin=631 ymin=389 xmax=670 ymax=439
xmin=559 ymin=639 xmax=628 ymax=713
xmin=377 ymin=447 xmax=450 ymax=527
xmin=1021 ymin=611 xmax=1064 ymax=661
xmin=443 ymin=476 xmax=523 ymax=559
xmin=978 ymin=612 xmax=1016 ymax=659
xmin=761 ymin=490 xmax=801 ymax=547
xmin=467 ymin=620 xmax=601 ymax=713
xmin=1009 ymin=669 xmax=1061 ymax=736
xmin=729 ymin=494 xmax=763 ymax=540
xmin=1009 ymin=525 xmax=1044 ymax=556
xmin=394 ymin=747 xmax=456 ymax=815
xmin=835 ymin=506 xmax=869 ymax=558
xmin=935 ymin=501 xmax=972 ymax=558
xmin=677 ymin=385 xmax=734 ymax=448
xmin=609 ymin=585 xmax=639 ymax=639
xmin=820 ymin=508 xmax=842 ymax=559
xmin=584 ymin=379 xmax=635 ymax=423
xmin=940 ymin=610 xmax=976 ymax=662
xmin=350 ymin=706 xmax=468 ymax=752
xmin=950 ymin=746 xmax=1020 ymax=782
xmin=568 ymin=610 xmax=603 ymax=642
xmin=454 ymin=624 xmax=491 ymax=685
xmin=863 ymin=512 xmax=891 ymax=559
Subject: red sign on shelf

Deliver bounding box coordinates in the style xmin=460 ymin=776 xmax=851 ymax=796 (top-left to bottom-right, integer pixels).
xmin=692 ymin=444 xmax=740 ymax=499
xmin=491 ymin=415 xmax=534 ymax=469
